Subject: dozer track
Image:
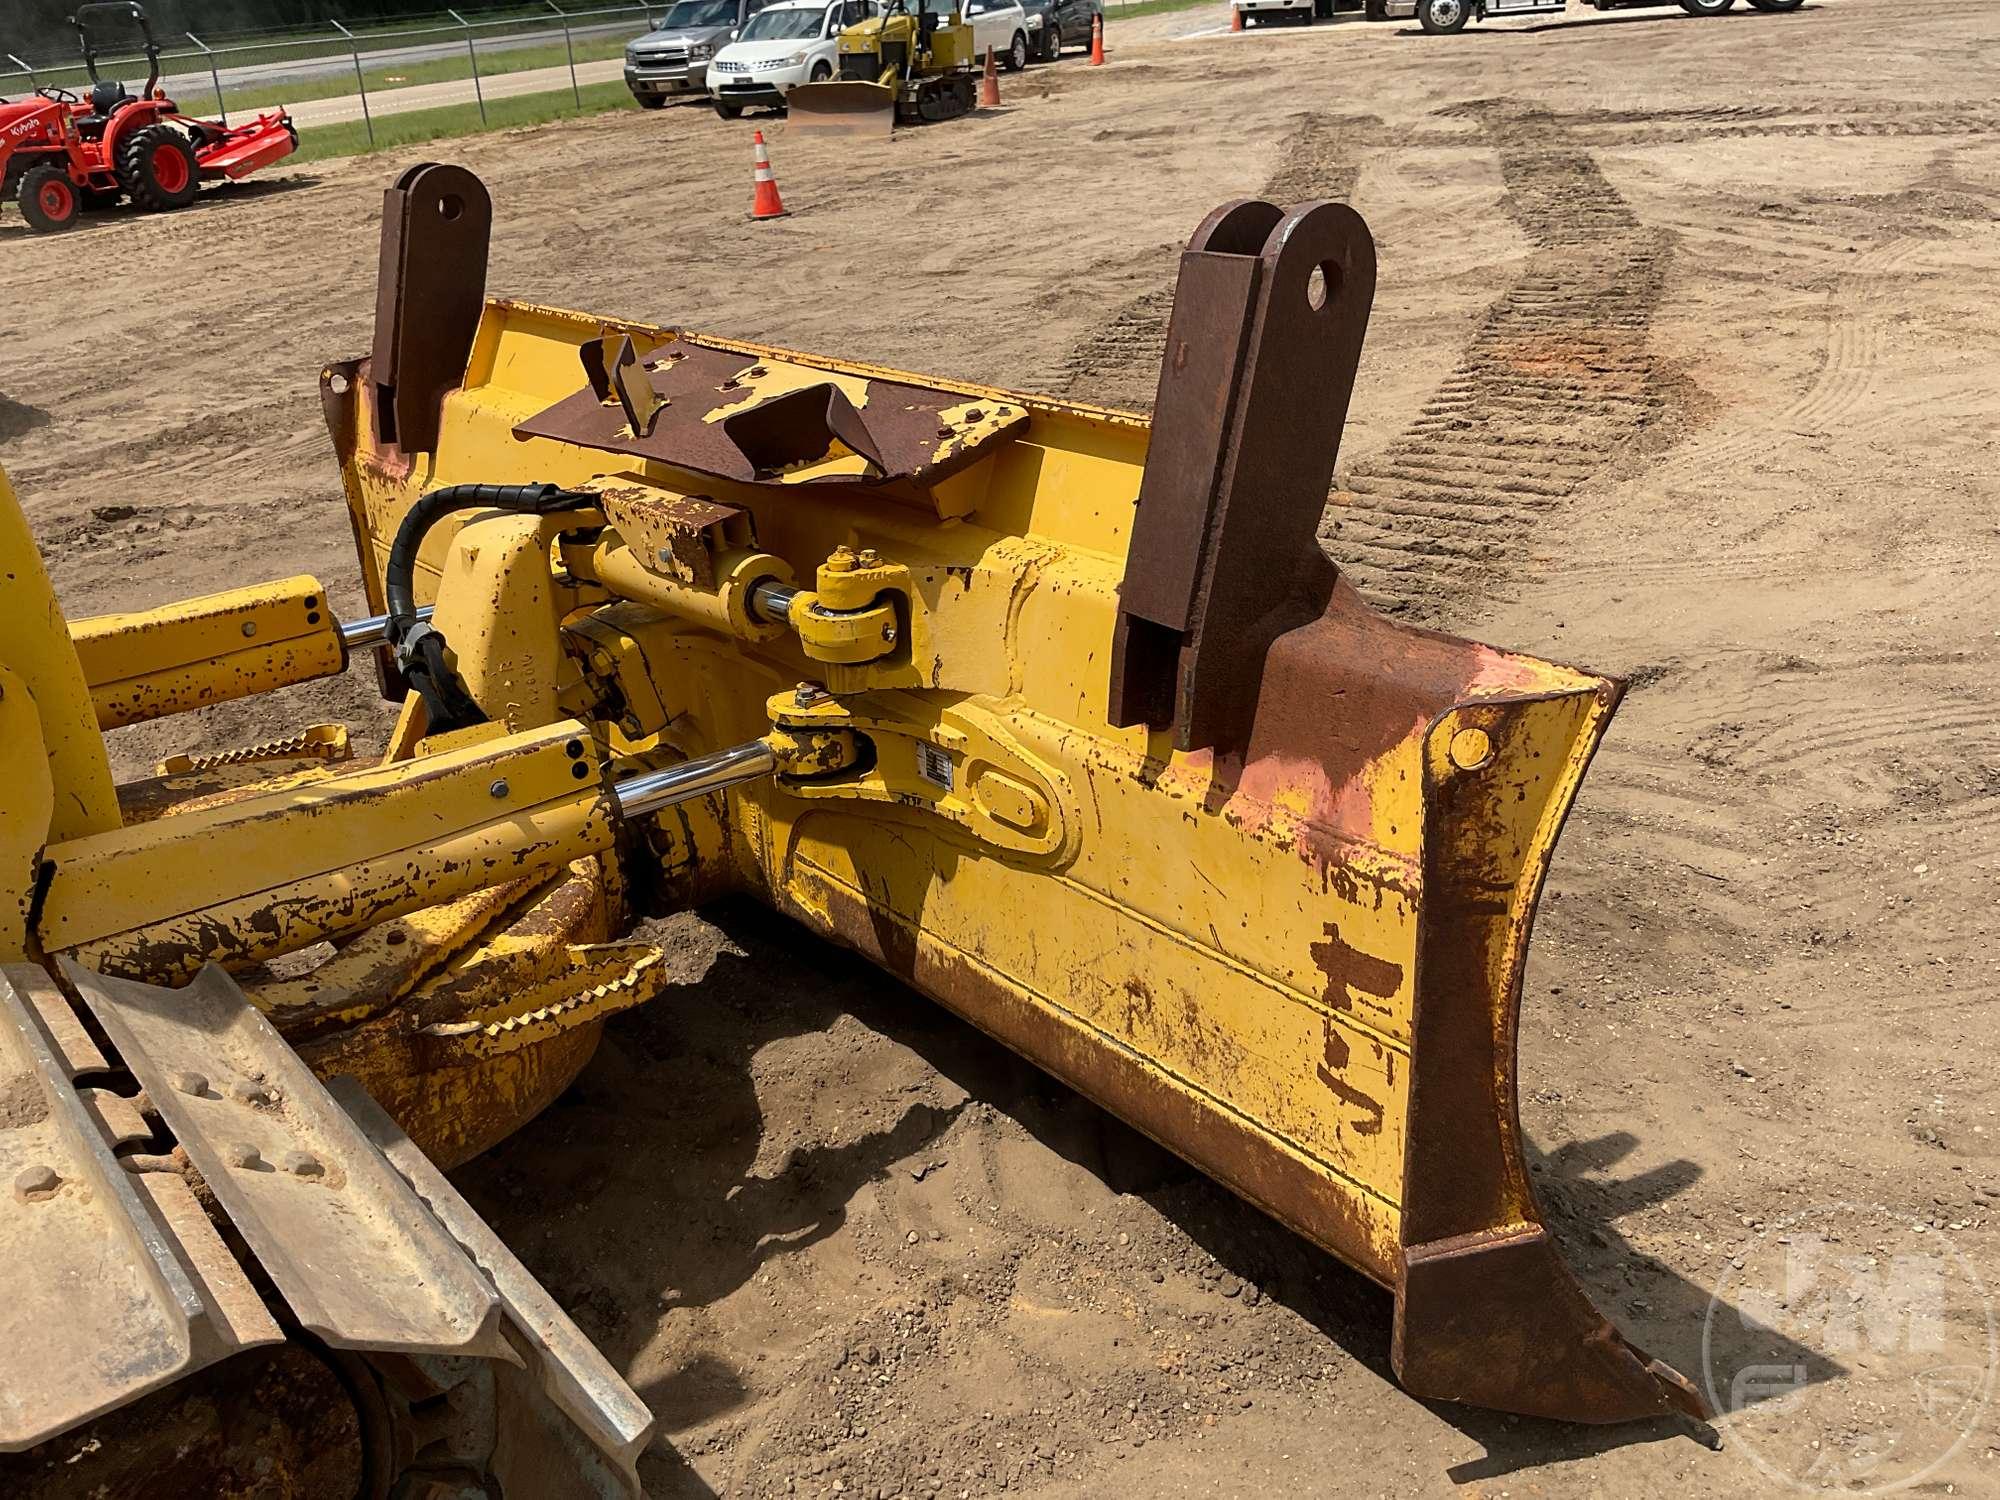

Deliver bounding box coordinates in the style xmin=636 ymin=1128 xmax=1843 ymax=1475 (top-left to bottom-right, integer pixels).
xmin=0 ymin=161 xmax=1703 ymax=1486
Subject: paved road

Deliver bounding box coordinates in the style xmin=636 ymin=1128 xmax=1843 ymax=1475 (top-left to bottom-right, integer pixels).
xmin=18 ymin=19 xmax=648 ymax=104
xmin=286 ymin=55 xmax=630 ymax=128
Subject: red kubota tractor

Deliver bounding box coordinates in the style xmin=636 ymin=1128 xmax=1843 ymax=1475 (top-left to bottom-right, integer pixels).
xmin=0 ymin=2 xmax=297 ymax=233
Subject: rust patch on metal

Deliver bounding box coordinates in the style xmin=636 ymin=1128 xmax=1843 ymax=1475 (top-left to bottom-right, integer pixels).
xmin=369 ymin=164 xmax=492 ymax=455
xmin=1109 ymin=200 xmax=1376 ymax=755
xmin=595 ymin=485 xmax=747 ymax=590
xmin=515 ymin=340 xmax=1025 ymax=492
xmin=1308 ymin=920 xmax=1403 ymax=1016
xmin=1314 ymin=1019 xmax=1385 ymax=1137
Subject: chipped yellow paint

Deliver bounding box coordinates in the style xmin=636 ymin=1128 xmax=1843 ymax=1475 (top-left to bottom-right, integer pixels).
xmin=0 ymin=667 xmax=54 ymax=960
xmin=0 ymin=467 xmax=119 ymax=843
xmin=70 ymin=575 xmax=343 ymax=730
xmin=39 ymin=721 xmax=615 ymax=976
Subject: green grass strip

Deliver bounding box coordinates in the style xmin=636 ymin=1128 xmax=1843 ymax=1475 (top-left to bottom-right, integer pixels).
xmin=217 ymin=33 xmax=632 ymax=113
xmin=289 ymin=77 xmax=638 ymax=164
xmin=1103 ymin=0 xmax=1221 ymax=20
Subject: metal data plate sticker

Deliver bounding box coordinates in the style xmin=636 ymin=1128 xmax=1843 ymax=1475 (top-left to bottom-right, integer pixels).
xmin=915 ymin=742 xmax=955 ymax=793
xmin=64 ymin=960 xmax=514 ymax=1362
xmin=0 ymin=965 xmax=279 ymax=1452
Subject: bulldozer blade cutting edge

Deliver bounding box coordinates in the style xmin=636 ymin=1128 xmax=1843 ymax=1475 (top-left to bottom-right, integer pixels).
xmin=319 ymin=177 xmax=1709 ymax=1427
xmin=784 ymin=79 xmax=898 ymax=137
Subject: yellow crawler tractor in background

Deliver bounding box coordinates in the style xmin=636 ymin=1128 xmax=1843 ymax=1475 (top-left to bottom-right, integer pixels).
xmin=0 ymin=163 xmax=1704 ymax=1492
xmin=788 ymin=0 xmax=977 ymax=136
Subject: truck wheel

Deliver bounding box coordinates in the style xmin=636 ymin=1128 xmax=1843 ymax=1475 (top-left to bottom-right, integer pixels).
xmin=1007 ymin=30 xmax=1029 ymax=70
xmin=810 ymin=60 xmax=833 ymax=80
xmin=1041 ymin=23 xmax=1061 ymax=60
xmin=117 ymin=124 xmax=199 ymax=211
xmin=18 ymin=163 xmax=80 ymax=232
xmin=1418 ymin=0 xmax=1471 ymax=31
xmin=1678 ymin=0 xmax=1736 ymax=12
xmin=637 ymin=93 xmax=668 ymax=108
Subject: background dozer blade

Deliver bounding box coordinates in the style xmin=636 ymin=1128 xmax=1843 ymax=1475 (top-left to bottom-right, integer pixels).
xmin=785 ymin=79 xmax=897 ymax=138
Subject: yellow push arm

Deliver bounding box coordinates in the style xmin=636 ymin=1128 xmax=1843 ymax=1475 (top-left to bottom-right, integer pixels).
xmin=69 ymin=575 xmax=350 ymax=731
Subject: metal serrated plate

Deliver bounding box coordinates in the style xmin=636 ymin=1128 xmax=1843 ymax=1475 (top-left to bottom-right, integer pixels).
xmin=0 ymin=965 xmax=280 ymax=1452
xmin=64 ymin=960 xmax=514 ymax=1363
xmin=330 ymin=1078 xmax=656 ymax=1496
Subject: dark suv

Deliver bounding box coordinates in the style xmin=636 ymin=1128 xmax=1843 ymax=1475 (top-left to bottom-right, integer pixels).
xmin=1019 ymin=0 xmax=1100 ymax=60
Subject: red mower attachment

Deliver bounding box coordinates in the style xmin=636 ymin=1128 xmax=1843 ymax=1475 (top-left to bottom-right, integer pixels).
xmin=0 ymin=2 xmax=298 ymax=233
xmin=187 ymin=108 xmax=299 ymax=180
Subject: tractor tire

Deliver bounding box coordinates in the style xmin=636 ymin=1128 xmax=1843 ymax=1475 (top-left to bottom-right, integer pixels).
xmin=17 ymin=163 xmax=81 ymax=232
xmin=1678 ymin=0 xmax=1736 ymax=12
xmin=118 ymin=124 xmax=199 ymax=212
xmin=1417 ymin=0 xmax=1471 ymax=31
xmin=1007 ymin=30 xmax=1029 ymax=70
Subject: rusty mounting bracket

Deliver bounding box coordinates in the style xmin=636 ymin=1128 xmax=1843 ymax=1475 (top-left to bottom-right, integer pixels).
xmin=1107 ymin=199 xmax=1376 ymax=756
xmin=370 ymin=162 xmax=493 ymax=456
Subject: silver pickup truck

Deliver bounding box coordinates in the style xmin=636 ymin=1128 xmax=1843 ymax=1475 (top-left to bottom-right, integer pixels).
xmin=1373 ymin=0 xmax=1801 ymax=32
xmin=624 ymin=0 xmax=772 ymax=105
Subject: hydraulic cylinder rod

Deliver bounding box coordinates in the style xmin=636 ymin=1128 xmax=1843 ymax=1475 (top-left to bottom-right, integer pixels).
xmin=611 ymin=739 xmax=779 ymax=819
xmin=747 ymin=579 xmax=799 ymax=625
xmin=339 ymin=604 xmax=433 ymax=651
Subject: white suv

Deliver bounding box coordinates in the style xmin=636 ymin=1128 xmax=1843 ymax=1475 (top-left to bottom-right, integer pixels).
xmin=708 ymin=0 xmax=877 ymax=119
xmin=959 ymin=0 xmax=1031 ymax=71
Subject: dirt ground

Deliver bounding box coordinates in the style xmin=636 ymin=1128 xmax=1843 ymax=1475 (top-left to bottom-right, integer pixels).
xmin=5 ymin=0 xmax=1998 ymax=1493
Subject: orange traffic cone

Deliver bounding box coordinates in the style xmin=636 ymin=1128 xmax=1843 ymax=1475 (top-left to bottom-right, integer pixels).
xmin=749 ymin=129 xmax=787 ymax=220
xmin=1089 ymin=11 xmax=1105 ymax=64
xmin=1230 ymin=3 xmax=1243 ymax=29
xmin=979 ymin=45 xmax=1001 ymax=108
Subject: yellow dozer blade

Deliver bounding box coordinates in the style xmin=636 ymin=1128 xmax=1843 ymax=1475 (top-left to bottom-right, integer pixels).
xmin=318 ymin=167 xmax=1709 ymax=1427
xmin=786 ymin=77 xmax=897 ymax=137
xmin=0 ymin=160 xmax=1709 ymax=1487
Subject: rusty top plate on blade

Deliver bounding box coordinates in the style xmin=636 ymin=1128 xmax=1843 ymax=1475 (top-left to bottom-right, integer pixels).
xmin=514 ymin=339 xmax=1026 ymax=490
xmin=0 ymin=965 xmax=280 ymax=1453
xmin=64 ymin=960 xmax=513 ymax=1362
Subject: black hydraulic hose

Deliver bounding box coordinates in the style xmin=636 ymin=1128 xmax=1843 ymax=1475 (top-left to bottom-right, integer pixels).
xmin=381 ymin=482 xmax=592 ymax=734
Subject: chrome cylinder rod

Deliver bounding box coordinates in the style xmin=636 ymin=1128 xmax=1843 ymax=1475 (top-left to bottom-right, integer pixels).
xmin=747 ymin=578 xmax=799 ymax=625
xmin=339 ymin=604 xmax=434 ymax=651
xmin=611 ymin=739 xmax=777 ymax=819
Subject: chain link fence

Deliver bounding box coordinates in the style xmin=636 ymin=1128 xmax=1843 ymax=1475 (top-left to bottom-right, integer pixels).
xmin=1 ymin=3 xmax=665 ymax=146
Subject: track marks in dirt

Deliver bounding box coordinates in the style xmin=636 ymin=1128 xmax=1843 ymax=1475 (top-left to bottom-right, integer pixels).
xmin=1044 ymin=113 xmax=1365 ymax=410
xmin=1324 ymin=105 xmax=1672 ymax=614
xmin=1555 ymin=100 xmax=2000 ymax=147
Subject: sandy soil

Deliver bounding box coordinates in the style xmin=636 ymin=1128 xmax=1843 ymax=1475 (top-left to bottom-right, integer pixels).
xmin=4 ymin=0 xmax=1998 ymax=1493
